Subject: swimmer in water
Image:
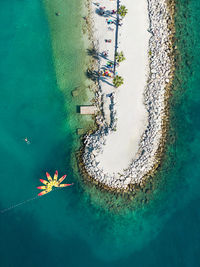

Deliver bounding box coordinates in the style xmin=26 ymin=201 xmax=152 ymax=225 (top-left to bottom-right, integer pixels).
xmin=24 ymin=137 xmax=30 ymax=144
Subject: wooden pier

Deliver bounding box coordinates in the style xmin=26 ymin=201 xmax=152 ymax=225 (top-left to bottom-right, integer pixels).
xmin=80 ymin=106 xmax=97 ymax=115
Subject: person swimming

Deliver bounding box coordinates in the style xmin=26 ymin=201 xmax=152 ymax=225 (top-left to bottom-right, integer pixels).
xmin=24 ymin=137 xmax=30 ymax=145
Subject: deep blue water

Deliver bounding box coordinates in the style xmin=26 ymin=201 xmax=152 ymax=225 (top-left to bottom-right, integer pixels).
xmin=0 ymin=0 xmax=200 ymax=266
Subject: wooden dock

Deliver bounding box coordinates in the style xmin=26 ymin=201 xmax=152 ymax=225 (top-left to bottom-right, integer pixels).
xmin=80 ymin=106 xmax=97 ymax=115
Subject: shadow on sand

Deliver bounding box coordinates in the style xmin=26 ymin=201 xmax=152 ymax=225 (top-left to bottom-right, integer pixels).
xmin=87 ymin=48 xmax=99 ymax=60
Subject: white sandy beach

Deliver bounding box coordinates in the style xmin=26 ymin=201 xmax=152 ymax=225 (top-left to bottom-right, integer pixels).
xmin=91 ymin=0 xmax=150 ymax=173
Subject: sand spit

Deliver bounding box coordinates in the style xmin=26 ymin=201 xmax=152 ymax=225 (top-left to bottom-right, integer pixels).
xmin=82 ymin=0 xmax=175 ymax=190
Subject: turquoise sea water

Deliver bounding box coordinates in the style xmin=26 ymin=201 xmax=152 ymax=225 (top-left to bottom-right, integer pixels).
xmin=1 ymin=0 xmax=200 ymax=266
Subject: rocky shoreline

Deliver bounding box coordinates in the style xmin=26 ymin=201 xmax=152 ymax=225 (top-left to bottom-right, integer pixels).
xmin=81 ymin=0 xmax=175 ymax=191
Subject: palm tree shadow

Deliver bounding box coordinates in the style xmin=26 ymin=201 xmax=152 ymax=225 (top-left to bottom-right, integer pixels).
xmin=95 ymin=8 xmax=111 ymax=18
xmin=100 ymin=77 xmax=114 ymax=87
xmin=87 ymin=48 xmax=99 ymax=60
xmin=86 ymin=69 xmax=99 ymax=82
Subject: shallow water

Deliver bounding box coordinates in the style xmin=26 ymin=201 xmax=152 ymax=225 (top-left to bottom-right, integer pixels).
xmin=1 ymin=0 xmax=200 ymax=266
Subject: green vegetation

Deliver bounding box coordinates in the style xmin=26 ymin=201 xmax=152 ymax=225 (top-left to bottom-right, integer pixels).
xmin=118 ymin=5 xmax=128 ymax=18
xmin=148 ymin=50 xmax=152 ymax=56
xmin=115 ymin=51 xmax=126 ymax=63
xmin=113 ymin=75 xmax=124 ymax=88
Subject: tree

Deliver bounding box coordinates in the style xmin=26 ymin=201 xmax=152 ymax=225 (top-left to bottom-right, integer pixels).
xmin=115 ymin=51 xmax=126 ymax=63
xmin=118 ymin=5 xmax=128 ymax=18
xmin=113 ymin=75 xmax=124 ymax=88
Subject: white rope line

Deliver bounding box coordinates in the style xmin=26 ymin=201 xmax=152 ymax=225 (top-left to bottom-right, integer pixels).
xmin=0 ymin=187 xmax=62 ymax=214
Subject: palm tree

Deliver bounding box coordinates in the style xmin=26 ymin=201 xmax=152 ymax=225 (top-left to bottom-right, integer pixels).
xmin=113 ymin=75 xmax=124 ymax=88
xmin=115 ymin=51 xmax=126 ymax=63
xmin=118 ymin=5 xmax=128 ymax=18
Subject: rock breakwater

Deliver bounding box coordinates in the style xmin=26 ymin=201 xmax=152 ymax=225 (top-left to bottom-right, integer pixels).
xmin=82 ymin=0 xmax=175 ymax=190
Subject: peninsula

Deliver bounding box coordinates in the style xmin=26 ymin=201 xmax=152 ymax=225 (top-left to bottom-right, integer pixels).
xmin=82 ymin=0 xmax=174 ymax=190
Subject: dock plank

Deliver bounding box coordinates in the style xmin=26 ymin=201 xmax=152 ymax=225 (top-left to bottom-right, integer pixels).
xmin=80 ymin=106 xmax=97 ymax=115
